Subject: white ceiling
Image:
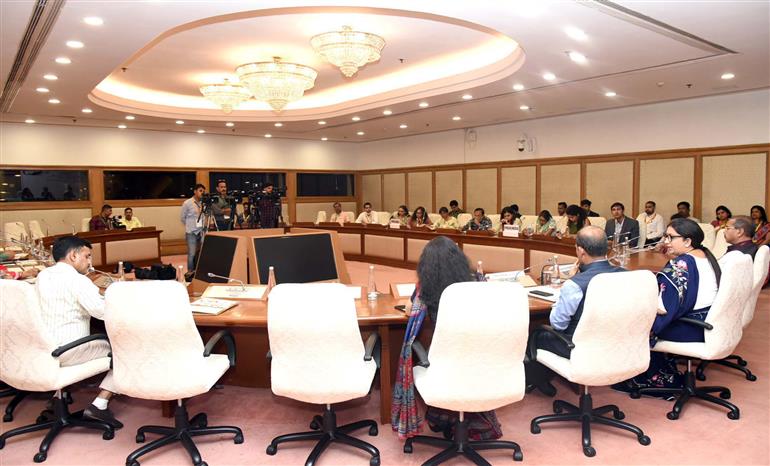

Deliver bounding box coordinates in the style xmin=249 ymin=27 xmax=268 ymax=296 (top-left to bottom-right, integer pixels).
xmin=1 ymin=0 xmax=768 ymax=143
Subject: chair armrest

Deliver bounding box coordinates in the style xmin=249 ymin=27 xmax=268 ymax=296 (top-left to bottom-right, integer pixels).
xmin=412 ymin=341 xmax=430 ymax=368
xmin=364 ymin=332 xmax=381 ymax=368
xmin=203 ymin=330 xmax=236 ymax=367
xmin=528 ymin=325 xmax=575 ymax=362
xmin=52 ymin=334 xmax=109 ymax=357
xmin=678 ymin=317 xmax=714 ymax=331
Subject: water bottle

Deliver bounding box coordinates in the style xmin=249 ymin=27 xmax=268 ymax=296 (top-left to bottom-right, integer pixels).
xmin=177 ymin=265 xmax=185 ymax=284
xmin=476 ymin=261 xmax=485 ymax=281
xmin=266 ymin=266 xmax=277 ymax=296
xmin=551 ymin=255 xmax=560 ymax=285
xmin=367 ymin=265 xmax=378 ymax=301
xmin=117 ymin=261 xmax=125 ymax=281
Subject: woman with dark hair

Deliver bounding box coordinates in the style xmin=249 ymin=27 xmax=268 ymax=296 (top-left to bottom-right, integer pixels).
xmin=620 ymin=218 xmax=721 ymax=391
xmin=499 ymin=207 xmax=522 ymax=230
xmin=751 ymin=205 xmax=769 ymax=245
xmin=565 ymin=204 xmax=590 ymax=235
xmin=392 ymin=237 xmax=502 ymax=441
xmin=392 ymin=205 xmax=410 ymax=227
xmin=409 ymin=206 xmax=433 ymax=229
xmin=536 ymin=210 xmax=557 ymax=236
xmin=710 ymin=205 xmax=732 ymax=230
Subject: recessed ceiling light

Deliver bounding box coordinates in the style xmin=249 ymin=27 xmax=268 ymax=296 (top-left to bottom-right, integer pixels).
xmin=196 ymin=129 xmax=205 ymax=133
xmin=118 ymin=124 xmax=127 ymax=129
xmin=568 ymin=51 xmax=587 ymax=63
xmin=352 ymin=116 xmax=361 ymax=121
xmin=48 ymin=98 xmax=60 ymax=104
xmin=176 ymin=120 xmax=185 ymax=125
xmin=462 ymin=94 xmax=473 ymax=100
xmin=418 ymin=102 xmax=429 ymax=108
xmin=318 ymin=120 xmax=326 ymax=125
xmin=43 ymin=74 xmax=58 ymax=81
xmin=382 ymin=109 xmax=392 ymax=115
xmin=565 ymin=26 xmax=587 ymax=41
xmin=519 ymin=105 xmax=530 ymax=111
xmin=399 ymin=124 xmax=408 ymax=129
xmin=452 ymin=116 xmax=461 ymax=121
xmin=721 ymin=73 xmax=735 ymax=80
xmin=83 ymin=16 xmax=103 ymax=26
xmin=81 ymin=108 xmax=92 ymax=113
xmin=357 ymin=131 xmax=365 ymax=135
xmin=605 ymin=91 xmax=617 ymax=97
xmin=225 ymin=122 xmax=234 ymax=127
xmin=65 ymin=40 xmax=84 ymax=49
xmin=264 ymin=134 xmax=272 ymax=138
xmin=274 ymin=122 xmax=283 ymax=127
xmin=125 ymin=115 xmax=135 ymax=120
xmin=321 ymin=137 xmax=328 ymax=141
xmin=35 ymin=87 xmax=49 ymax=93
xmin=543 ymin=72 xmax=556 ymax=81
xmin=55 ymin=57 xmax=71 ymax=64
xmin=24 ymin=119 xmax=35 ymax=124
xmin=512 ymin=83 xmax=525 ymax=91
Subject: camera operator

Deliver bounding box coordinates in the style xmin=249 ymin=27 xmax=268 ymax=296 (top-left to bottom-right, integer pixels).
xmin=180 ymin=184 xmax=205 ymax=272
xmin=211 ymin=180 xmax=233 ymax=231
xmin=257 ymin=182 xmax=280 ymax=228
xmin=89 ymin=204 xmax=114 ymax=231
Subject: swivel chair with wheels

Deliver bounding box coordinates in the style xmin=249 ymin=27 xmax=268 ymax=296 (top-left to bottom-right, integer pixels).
xmin=0 ymin=382 xmax=29 ymax=422
xmin=104 ymin=281 xmax=243 ymax=466
xmin=530 ymin=271 xmax=658 ymax=457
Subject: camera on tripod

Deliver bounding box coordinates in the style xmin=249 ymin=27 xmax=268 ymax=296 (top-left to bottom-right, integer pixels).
xmin=247 ymin=184 xmax=286 ymax=203
xmin=110 ymin=215 xmax=125 ymax=229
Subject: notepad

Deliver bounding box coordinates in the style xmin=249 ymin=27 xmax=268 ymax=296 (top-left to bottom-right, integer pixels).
xmin=190 ymin=298 xmax=238 ymax=315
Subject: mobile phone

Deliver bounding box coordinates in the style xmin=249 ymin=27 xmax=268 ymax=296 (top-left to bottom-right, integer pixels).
xmin=394 ymin=305 xmax=407 ymax=312
xmin=529 ymin=290 xmax=554 ymax=297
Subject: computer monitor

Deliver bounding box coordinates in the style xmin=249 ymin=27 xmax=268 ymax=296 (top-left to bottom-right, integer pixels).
xmin=252 ymin=233 xmax=338 ymax=284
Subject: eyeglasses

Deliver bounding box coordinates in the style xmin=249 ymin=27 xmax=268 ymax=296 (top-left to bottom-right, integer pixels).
xmin=663 ymin=234 xmax=683 ymax=242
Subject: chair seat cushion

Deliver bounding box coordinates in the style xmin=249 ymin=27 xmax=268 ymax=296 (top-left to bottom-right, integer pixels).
xmin=271 ymin=360 xmax=376 ymax=405
xmin=536 ymin=349 xmax=646 ymax=386
xmin=115 ymin=354 xmax=230 ymax=401
xmin=651 ymin=339 xmax=732 ymax=360
xmin=4 ymin=357 xmax=111 ymax=393
xmin=413 ymin=365 xmax=524 ymax=413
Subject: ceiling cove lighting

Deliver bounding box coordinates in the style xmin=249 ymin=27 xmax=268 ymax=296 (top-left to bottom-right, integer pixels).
xmin=564 ymin=26 xmax=587 ymax=41
xmin=568 ymin=51 xmax=587 ymax=63
xmin=310 ymin=26 xmax=385 ymax=78
xmin=318 ymin=120 xmax=327 ymax=125
xmin=25 ymin=119 xmax=35 ymax=124
xmin=543 ymin=72 xmax=556 ymax=81
xmin=55 ymin=57 xmax=71 ymax=64
xmin=196 ymin=129 xmax=205 ymax=133
xmin=452 ymin=116 xmax=461 ymax=121
xmin=418 ymin=102 xmax=429 ymax=108
xmin=125 ymin=115 xmax=135 ymax=120
xmin=351 ymin=116 xmax=361 ymax=121
xmin=199 ymin=79 xmax=251 ymax=114
xmin=356 ymin=131 xmax=365 ymax=135
xmin=36 ymin=87 xmax=49 ymax=93
xmin=382 ymin=109 xmax=392 ymax=115
xmin=462 ymin=94 xmax=473 ymax=100
xmin=236 ymin=57 xmax=317 ymax=112
xmin=176 ymin=120 xmax=185 ymax=125
xmin=81 ymin=108 xmax=93 ymax=113
xmin=399 ymin=124 xmax=408 ymax=129
xmin=274 ymin=122 xmax=283 ymax=127
xmin=519 ymin=105 xmax=530 ymax=110
xmin=65 ymin=40 xmax=84 ymax=49
xmin=225 ymin=122 xmax=235 ymax=127
xmin=604 ymin=91 xmax=617 ymax=97
xmin=118 ymin=124 xmax=127 ymax=129
xmin=264 ymin=134 xmax=272 ymax=138
xmin=83 ymin=16 xmax=103 ymax=26
xmin=43 ymin=74 xmax=58 ymax=81
xmin=721 ymin=73 xmax=735 ymax=80
xmin=512 ymin=83 xmax=525 ymax=91
xmin=321 ymin=137 xmax=328 ymax=141
xmin=48 ymin=98 xmax=60 ymax=104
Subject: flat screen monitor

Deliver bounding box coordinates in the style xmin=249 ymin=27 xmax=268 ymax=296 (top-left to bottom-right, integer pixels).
xmin=253 ymin=233 xmax=338 ymax=284
xmin=194 ymin=235 xmax=239 ymax=283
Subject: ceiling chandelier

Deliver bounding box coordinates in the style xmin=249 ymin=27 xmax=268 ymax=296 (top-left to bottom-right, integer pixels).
xmin=311 ymin=25 xmax=385 ymax=78
xmin=236 ymin=57 xmax=317 ymax=112
xmin=198 ymin=79 xmax=251 ymax=114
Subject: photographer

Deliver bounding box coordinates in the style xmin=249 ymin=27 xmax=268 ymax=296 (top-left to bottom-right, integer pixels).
xmin=180 ymin=184 xmax=205 ymax=272
xmin=210 ymin=180 xmax=233 ymax=231
xmin=256 ymin=182 xmax=280 ymax=228
xmin=89 ymin=204 xmax=114 ymax=231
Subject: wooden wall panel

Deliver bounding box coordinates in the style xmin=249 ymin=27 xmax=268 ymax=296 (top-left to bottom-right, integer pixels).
xmin=435 ymin=170 xmax=463 ymax=210
xmin=501 ymin=166 xmax=536 ymax=214
xmin=702 ymin=153 xmax=766 ymax=219
xmin=540 ymin=164 xmax=580 ymax=214
xmin=466 ymin=168 xmax=497 ymax=214
xmin=0 ymin=208 xmax=92 ymax=236
xmin=382 ymin=173 xmax=406 ymax=213
xmin=361 ymin=174 xmax=382 ymax=211
xmin=295 ymin=201 xmax=357 ymax=223
xmin=585 ymin=161 xmax=634 ymax=217
xmin=639 ymin=158 xmax=694 ymax=221
xmin=407 ymin=171 xmax=433 ymax=212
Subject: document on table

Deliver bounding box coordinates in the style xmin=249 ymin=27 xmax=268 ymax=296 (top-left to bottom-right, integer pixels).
xmin=484 ymin=270 xmax=538 ymax=287
xmin=191 ymin=298 xmax=238 ymax=315
xmin=527 ymin=286 xmax=561 ymax=303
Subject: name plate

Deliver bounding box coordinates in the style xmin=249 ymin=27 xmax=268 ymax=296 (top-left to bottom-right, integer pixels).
xmin=502 ymin=224 xmax=519 ymax=237
xmin=389 ymin=219 xmax=401 ymax=229
xmin=202 ymin=284 xmax=267 ymax=300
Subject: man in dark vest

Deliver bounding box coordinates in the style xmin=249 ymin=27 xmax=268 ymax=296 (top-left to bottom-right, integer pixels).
xmin=526 ymin=226 xmax=623 ymax=394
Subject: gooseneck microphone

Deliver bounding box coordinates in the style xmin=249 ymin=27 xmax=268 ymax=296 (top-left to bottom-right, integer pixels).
xmin=207 ymin=272 xmax=246 ymax=290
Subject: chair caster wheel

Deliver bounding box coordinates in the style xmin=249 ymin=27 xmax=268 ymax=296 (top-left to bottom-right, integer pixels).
xmin=368 ymin=425 xmax=378 ymax=436
xmin=530 ymin=424 xmax=541 ymax=434
xmin=696 ymin=373 xmax=706 ymax=381
xmin=136 ymin=433 xmax=145 ymax=443
xmin=3 ymin=413 xmax=12 ymax=422
xmin=195 ymin=462 xmax=207 ymax=466
xmin=309 ymin=420 xmax=320 ymax=430
xmin=666 ymin=411 xmax=679 ymax=420
xmin=513 ymin=450 xmax=524 ymax=461
xmin=583 ymin=446 xmax=596 ymax=457
xmin=638 ymin=435 xmax=651 ymax=446
xmin=737 ymin=359 xmax=748 ymax=367
xmin=103 ymin=430 xmax=115 ymax=440
xmin=613 ymin=411 xmax=625 ymax=420
xmin=266 ymin=444 xmax=277 ymax=455
xmin=552 ymin=401 xmax=563 ymax=414
xmin=34 ymin=453 xmax=47 ymax=463
xmin=403 ymin=443 xmax=413 ymax=454
xmin=719 ymin=390 xmax=731 ymax=399
xmin=234 ymin=433 xmax=244 ymax=444
xmin=727 ymin=411 xmax=740 ymax=420
xmin=370 ymin=456 xmax=380 ymax=466
xmin=630 ymin=391 xmax=641 ymax=399
xmin=747 ymin=374 xmax=757 ymax=382
xmin=126 ymin=461 xmax=140 ymax=466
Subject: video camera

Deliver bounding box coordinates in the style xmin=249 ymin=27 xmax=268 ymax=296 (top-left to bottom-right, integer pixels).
xmin=247 ymin=184 xmax=286 ymax=203
xmin=110 ymin=215 xmax=125 ymax=229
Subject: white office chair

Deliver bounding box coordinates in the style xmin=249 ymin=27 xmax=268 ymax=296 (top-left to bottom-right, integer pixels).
xmin=314 ymin=210 xmax=327 ymax=224
xmin=81 ymin=218 xmax=90 ymax=232
xmin=377 ymin=211 xmax=391 ymax=225
xmin=698 ymin=223 xmax=716 ymax=250
xmin=520 ymin=214 xmax=539 ymax=230
xmin=488 ymin=214 xmax=501 ymax=232
xmin=711 ymin=229 xmax=728 ymax=258
xmin=404 ymin=282 xmax=528 ymax=464
xmin=457 ymin=213 xmax=472 ymax=227
xmin=590 ymin=216 xmax=606 ymax=230
xmin=428 ymin=213 xmax=441 ymax=225
xmin=696 ymin=245 xmax=769 ymax=382
xmin=635 ymin=214 xmax=647 ymax=247
xmin=554 ymin=215 xmax=568 ymax=234
xmin=0 ymin=281 xmax=114 ymax=463
xmin=28 ymin=220 xmax=46 ymax=240
xmin=3 ymin=221 xmax=27 ymax=242
xmin=342 ymin=211 xmax=355 ymax=223
xmin=105 ymin=281 xmax=243 ymax=466
xmin=530 ymin=271 xmax=657 ymax=457
xmin=266 ymin=283 xmax=380 ymax=466
xmin=632 ymin=252 xmax=753 ymax=420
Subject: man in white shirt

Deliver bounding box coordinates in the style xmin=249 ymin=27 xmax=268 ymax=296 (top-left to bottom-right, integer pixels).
xmin=329 ymin=202 xmax=352 ymax=224
xmin=643 ymin=201 xmax=665 ymax=246
xmin=355 ymin=202 xmax=377 ymax=224
xmin=36 ymin=236 xmax=123 ymax=429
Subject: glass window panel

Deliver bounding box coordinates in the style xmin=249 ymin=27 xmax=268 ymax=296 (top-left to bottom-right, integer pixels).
xmin=209 ymin=172 xmax=287 ymax=197
xmin=0 ymin=169 xmax=88 ymax=202
xmin=297 ymin=173 xmax=355 ymax=197
xmin=104 ymin=171 xmax=196 ymax=200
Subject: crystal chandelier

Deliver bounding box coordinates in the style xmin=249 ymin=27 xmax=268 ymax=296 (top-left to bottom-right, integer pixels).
xmin=198 ymin=79 xmax=251 ymax=114
xmin=236 ymin=57 xmax=317 ymax=112
xmin=311 ymin=26 xmax=385 ymax=78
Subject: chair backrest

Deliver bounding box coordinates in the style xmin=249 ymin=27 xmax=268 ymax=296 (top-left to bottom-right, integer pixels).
xmin=342 ymin=211 xmax=355 ymax=222
xmin=377 ymin=211 xmax=391 ymax=225
xmin=3 ymin=221 xmax=27 ymax=242
xmin=553 ymin=215 xmax=568 ymax=233
xmin=267 ymin=283 xmax=372 ymax=402
xmin=28 ymin=220 xmax=45 ymax=240
xmin=698 ymin=223 xmax=716 ymax=250
xmin=590 ymin=216 xmax=606 ymax=229
xmin=635 ymin=214 xmax=648 ymax=246
xmin=569 ymin=271 xmax=658 ymax=385
xmin=704 ymin=252 xmax=753 ymax=359
xmin=315 ymin=211 xmax=327 ymax=224
xmin=711 ymin=229 xmax=728 ymax=259
xmin=81 ymin=218 xmax=91 ymax=232
xmin=457 ymin=213 xmax=472 ymax=226
xmin=428 ymin=213 xmax=441 ymax=225
xmin=488 ymin=214 xmax=501 ymax=232
xmin=742 ymin=245 xmax=770 ymax=328
xmin=425 ymin=282 xmax=529 ymax=406
xmin=0 ymin=280 xmax=61 ymax=391
xmin=520 ymin=215 xmax=539 ymax=230
xmin=105 ymin=281 xmax=210 ymax=400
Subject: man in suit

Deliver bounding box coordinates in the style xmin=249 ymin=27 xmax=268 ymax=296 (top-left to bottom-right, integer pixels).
xmin=605 ymin=202 xmax=640 ymax=247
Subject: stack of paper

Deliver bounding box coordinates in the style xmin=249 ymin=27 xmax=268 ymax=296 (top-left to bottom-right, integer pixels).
xmin=191 ymin=298 xmax=238 ymax=315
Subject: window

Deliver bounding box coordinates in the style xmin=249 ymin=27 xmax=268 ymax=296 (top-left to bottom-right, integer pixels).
xmin=297 ymin=173 xmax=354 ymax=197
xmin=104 ymin=171 xmax=196 ymax=200
xmin=0 ymin=169 xmax=88 ymax=202
xmin=209 ymin=172 xmax=286 ymax=197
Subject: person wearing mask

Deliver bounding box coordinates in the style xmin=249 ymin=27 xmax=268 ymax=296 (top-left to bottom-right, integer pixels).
xmin=211 ymin=180 xmax=233 ymax=231
xmin=409 ymin=206 xmax=433 ymax=229
xmin=642 ymin=201 xmax=665 ymax=246
xmin=180 ymin=184 xmax=205 ymax=272
xmin=604 ymin=202 xmax=640 ymax=247
xmin=710 ymin=205 xmax=732 ymax=231
xmin=257 ymin=183 xmax=280 ymax=228
xmin=36 ymin=236 xmax=123 ymax=428
xmin=580 ymin=199 xmax=600 ymax=217
xmin=565 ymin=204 xmax=591 ymax=235
xmin=462 ymin=208 xmax=493 ymax=231
xmin=448 ymin=200 xmax=464 ymax=218
xmin=120 ymin=207 xmax=142 ymax=231
xmin=725 ymin=216 xmax=759 ymax=258
xmin=355 ymin=202 xmax=377 ymax=224
xmin=89 ymin=204 xmax=114 ymax=231
xmin=329 ymin=202 xmax=352 ymax=224
xmin=434 ymin=207 xmax=460 ymax=230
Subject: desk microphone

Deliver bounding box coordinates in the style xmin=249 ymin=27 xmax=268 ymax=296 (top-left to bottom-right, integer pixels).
xmin=207 ymin=272 xmax=246 ymax=290
xmin=513 ymin=267 xmax=530 ymax=280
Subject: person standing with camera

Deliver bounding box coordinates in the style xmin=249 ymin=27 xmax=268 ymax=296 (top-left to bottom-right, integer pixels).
xmin=180 ymin=184 xmax=205 ymax=272
xmin=257 ymin=182 xmax=280 ymax=228
xmin=211 ymin=180 xmax=232 ymax=231
xmin=89 ymin=204 xmax=114 ymax=231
